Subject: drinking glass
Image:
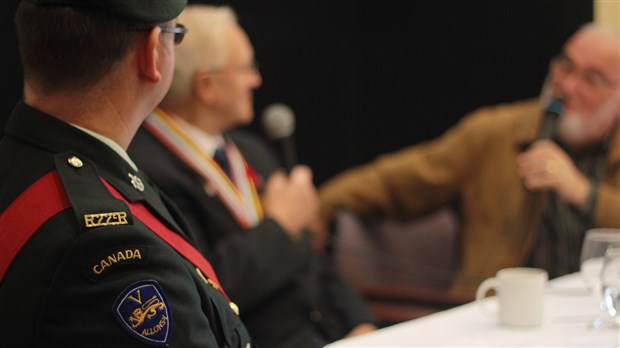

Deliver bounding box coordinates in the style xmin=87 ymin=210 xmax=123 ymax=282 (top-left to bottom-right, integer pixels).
xmin=579 ymin=228 xmax=620 ymax=329
xmin=598 ymin=247 xmax=620 ymax=329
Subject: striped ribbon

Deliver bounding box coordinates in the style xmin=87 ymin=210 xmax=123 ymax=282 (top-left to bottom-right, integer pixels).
xmin=144 ymin=108 xmax=263 ymax=229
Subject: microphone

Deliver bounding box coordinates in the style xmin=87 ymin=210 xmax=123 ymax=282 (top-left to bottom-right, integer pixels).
xmin=261 ymin=103 xmax=297 ymax=172
xmin=539 ymin=99 xmax=563 ymax=140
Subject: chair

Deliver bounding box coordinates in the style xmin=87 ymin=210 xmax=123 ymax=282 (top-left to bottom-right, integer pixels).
xmin=331 ymin=207 xmax=473 ymax=326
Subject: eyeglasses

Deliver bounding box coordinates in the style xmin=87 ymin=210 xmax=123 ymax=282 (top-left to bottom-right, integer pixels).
xmin=159 ymin=23 xmax=188 ymax=45
xmin=550 ymin=53 xmax=620 ymax=93
xmin=234 ymin=60 xmax=260 ymax=74
xmin=133 ymin=23 xmax=188 ymax=45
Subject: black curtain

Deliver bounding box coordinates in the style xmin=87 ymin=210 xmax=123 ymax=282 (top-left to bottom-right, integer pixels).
xmin=0 ymin=0 xmax=593 ymax=184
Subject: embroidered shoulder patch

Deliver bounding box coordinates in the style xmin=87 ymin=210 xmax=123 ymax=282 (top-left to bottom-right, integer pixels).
xmin=83 ymin=246 xmax=149 ymax=283
xmin=113 ymin=280 xmax=172 ymax=346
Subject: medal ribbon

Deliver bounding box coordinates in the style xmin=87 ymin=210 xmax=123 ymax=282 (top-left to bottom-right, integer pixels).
xmin=144 ymin=108 xmax=263 ymax=228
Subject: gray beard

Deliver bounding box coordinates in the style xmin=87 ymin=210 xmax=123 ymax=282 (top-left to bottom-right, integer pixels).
xmin=556 ymin=98 xmax=618 ymax=148
xmin=538 ymin=74 xmax=619 ymax=148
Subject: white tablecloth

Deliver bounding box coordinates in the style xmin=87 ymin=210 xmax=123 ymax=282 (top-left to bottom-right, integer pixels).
xmin=326 ymin=273 xmax=620 ymax=347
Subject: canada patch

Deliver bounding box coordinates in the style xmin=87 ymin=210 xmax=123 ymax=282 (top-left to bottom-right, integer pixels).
xmin=113 ymin=280 xmax=172 ymax=346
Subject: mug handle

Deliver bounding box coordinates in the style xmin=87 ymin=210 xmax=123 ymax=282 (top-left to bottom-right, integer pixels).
xmin=476 ymin=277 xmax=499 ymax=319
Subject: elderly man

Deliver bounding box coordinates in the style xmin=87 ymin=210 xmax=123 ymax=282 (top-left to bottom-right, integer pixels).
xmin=318 ymin=24 xmax=620 ymax=297
xmin=0 ymin=0 xmax=253 ymax=346
xmin=129 ymin=5 xmax=376 ymax=348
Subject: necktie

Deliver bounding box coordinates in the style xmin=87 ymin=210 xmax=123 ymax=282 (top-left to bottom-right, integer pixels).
xmin=213 ymin=145 xmax=232 ymax=178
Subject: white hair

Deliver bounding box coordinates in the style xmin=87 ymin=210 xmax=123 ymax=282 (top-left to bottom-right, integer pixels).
xmin=161 ymin=5 xmax=238 ymax=107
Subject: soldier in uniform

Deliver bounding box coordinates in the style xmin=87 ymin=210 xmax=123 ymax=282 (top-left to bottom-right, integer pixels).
xmin=0 ymin=1 xmax=252 ymax=347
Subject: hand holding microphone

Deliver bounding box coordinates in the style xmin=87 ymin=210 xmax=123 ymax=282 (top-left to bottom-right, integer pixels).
xmin=262 ymin=166 xmax=319 ymax=238
xmin=261 ymin=103 xmax=321 ymax=240
xmin=517 ymin=99 xmax=591 ymax=209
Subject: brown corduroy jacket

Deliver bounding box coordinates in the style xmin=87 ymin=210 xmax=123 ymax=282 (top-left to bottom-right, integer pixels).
xmin=319 ymin=99 xmax=620 ymax=297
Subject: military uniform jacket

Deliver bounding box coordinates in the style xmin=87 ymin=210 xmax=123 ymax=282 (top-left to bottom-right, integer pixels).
xmin=0 ymin=102 xmax=252 ymax=347
xmin=130 ymin=127 xmax=375 ymax=348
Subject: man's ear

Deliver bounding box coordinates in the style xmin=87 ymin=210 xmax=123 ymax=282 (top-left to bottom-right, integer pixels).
xmin=194 ymin=71 xmax=217 ymax=104
xmin=137 ymin=27 xmax=162 ymax=83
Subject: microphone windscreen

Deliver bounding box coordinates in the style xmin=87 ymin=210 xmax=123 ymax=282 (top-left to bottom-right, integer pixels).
xmin=539 ymin=99 xmax=563 ymax=140
xmin=261 ymin=103 xmax=295 ymax=140
xmin=545 ymin=99 xmax=563 ymax=118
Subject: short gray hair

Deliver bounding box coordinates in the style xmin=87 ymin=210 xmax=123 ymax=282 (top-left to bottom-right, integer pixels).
xmin=162 ymin=5 xmax=238 ymax=106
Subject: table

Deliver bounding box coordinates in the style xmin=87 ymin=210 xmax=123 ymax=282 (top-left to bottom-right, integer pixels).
xmin=326 ymin=273 xmax=620 ymax=347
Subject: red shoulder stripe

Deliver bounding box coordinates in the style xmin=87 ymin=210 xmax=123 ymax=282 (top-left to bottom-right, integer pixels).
xmin=0 ymin=171 xmax=71 ymax=282
xmin=101 ymin=179 xmax=230 ymax=301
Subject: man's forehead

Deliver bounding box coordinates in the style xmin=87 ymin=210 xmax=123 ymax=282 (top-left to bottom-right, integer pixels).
xmin=565 ymin=29 xmax=620 ymax=76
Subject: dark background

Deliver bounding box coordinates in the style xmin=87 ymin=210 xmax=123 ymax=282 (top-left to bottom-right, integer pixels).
xmin=0 ymin=0 xmax=593 ymax=184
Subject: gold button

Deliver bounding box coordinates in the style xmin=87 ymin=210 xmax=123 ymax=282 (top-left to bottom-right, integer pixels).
xmin=229 ymin=302 xmax=240 ymax=316
xmin=67 ymin=156 xmax=83 ymax=168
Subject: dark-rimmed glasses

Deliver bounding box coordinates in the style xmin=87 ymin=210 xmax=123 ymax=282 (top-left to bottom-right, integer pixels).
xmin=160 ymin=23 xmax=188 ymax=45
xmin=133 ymin=23 xmax=188 ymax=45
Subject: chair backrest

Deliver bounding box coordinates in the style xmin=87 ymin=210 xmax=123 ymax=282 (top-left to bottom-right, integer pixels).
xmin=331 ymin=207 xmax=468 ymax=325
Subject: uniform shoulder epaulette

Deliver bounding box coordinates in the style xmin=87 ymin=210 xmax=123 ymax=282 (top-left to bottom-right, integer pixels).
xmin=54 ymin=152 xmax=133 ymax=234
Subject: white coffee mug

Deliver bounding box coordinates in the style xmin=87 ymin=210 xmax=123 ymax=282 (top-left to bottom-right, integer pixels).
xmin=476 ymin=267 xmax=548 ymax=327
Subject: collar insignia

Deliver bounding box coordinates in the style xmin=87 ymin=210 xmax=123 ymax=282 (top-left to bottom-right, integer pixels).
xmin=128 ymin=173 xmax=145 ymax=192
xmin=113 ymin=280 xmax=172 ymax=346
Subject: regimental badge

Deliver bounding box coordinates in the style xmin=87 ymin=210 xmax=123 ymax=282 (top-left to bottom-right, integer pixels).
xmin=128 ymin=173 xmax=145 ymax=192
xmin=113 ymin=280 xmax=172 ymax=346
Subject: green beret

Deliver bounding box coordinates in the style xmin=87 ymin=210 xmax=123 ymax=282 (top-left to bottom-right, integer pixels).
xmin=23 ymin=0 xmax=187 ymax=24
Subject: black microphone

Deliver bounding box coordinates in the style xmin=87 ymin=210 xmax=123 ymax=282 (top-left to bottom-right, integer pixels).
xmin=539 ymin=99 xmax=563 ymax=140
xmin=261 ymin=103 xmax=297 ymax=172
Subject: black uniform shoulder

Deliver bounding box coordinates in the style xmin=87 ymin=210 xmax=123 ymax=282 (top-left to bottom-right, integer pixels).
xmin=54 ymin=151 xmax=133 ymax=234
